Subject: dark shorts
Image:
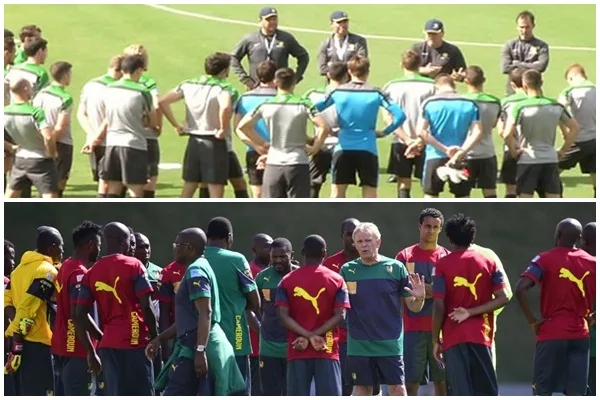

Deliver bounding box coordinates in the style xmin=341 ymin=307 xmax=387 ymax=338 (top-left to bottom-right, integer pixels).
xmin=500 ymin=150 xmax=518 ymax=185
xmin=245 ymin=150 xmax=264 ymax=186
xmin=444 ymin=343 xmax=497 ymax=396
xmin=98 ymin=348 xmax=154 ymax=396
xmin=182 ymin=135 xmax=228 ymax=184
xmin=53 ymin=355 xmax=91 ymax=396
xmin=236 ymin=355 xmax=251 ymax=396
xmin=339 ymin=341 xmax=351 ymax=389
xmin=56 ymin=142 xmax=73 ymax=181
xmin=10 ymin=157 xmax=59 ymax=194
xmin=250 ymin=356 xmax=261 ymax=396
xmin=309 ymin=146 xmax=334 ymax=185
xmin=533 ymin=338 xmax=590 ymax=396
xmin=589 ymin=356 xmax=596 ymax=396
xmin=262 ymin=164 xmax=310 ymax=198
xmin=516 ymin=163 xmax=561 ymax=196
xmin=347 ymin=355 xmax=405 ymax=386
xmin=287 ymin=358 xmax=341 ymax=396
xmin=558 ymin=139 xmax=596 ymax=174
xmin=89 ymin=145 xmax=106 ymax=182
xmin=467 ymin=156 xmax=497 ymax=190
xmin=422 ymin=158 xmax=471 ymax=197
xmin=102 ymin=146 xmax=149 ymax=185
xmin=162 ymin=356 xmax=213 ymax=396
xmin=18 ymin=341 xmax=54 ymax=396
xmin=228 ymin=151 xmax=244 ymax=180
xmin=259 ymin=355 xmax=287 ymax=395
xmin=332 ymin=150 xmax=379 ymax=188
xmin=404 ymin=331 xmax=445 ymax=384
xmin=146 ymin=139 xmax=160 ymax=178
xmin=387 ymin=143 xmax=424 ymax=180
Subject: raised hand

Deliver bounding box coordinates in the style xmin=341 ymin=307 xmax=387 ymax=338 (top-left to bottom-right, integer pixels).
xmin=404 ymin=273 xmax=426 ymax=300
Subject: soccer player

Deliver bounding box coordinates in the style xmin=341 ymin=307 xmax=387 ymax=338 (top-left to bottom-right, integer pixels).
xmin=515 ymin=218 xmax=595 ymax=396
xmin=4 ymin=79 xmax=58 ymax=198
xmin=159 ymin=52 xmax=238 ymax=198
xmin=432 ymin=214 xmax=509 ymax=396
xmin=4 ymin=239 xmax=15 ymax=278
xmin=582 ymin=222 xmax=596 ymax=396
xmin=232 ymin=7 xmax=309 ymax=90
xmin=256 ymin=238 xmax=297 ymax=395
xmin=406 ymin=74 xmax=483 ymax=199
xmin=238 ymin=68 xmax=329 ymax=198
xmin=5 ymin=226 xmax=63 ymax=396
xmin=74 ymin=222 xmax=157 ymax=396
xmin=558 ymin=64 xmax=596 ymax=197
xmin=314 ymin=56 xmax=406 ymax=198
xmin=3 ymin=239 xmax=17 ymax=396
xmin=4 ymin=33 xmax=16 ymax=105
xmin=463 ymin=66 xmax=501 ymax=198
xmin=383 ymin=50 xmax=435 ymax=198
xmin=156 ymin=259 xmax=186 ymax=362
xmin=275 ymin=234 xmax=350 ymax=396
xmin=501 ymin=11 xmax=550 ymax=95
xmin=502 ymin=70 xmax=580 ymax=198
xmin=90 ymin=55 xmax=158 ymax=198
xmin=233 ymin=60 xmax=278 ymax=199
xmin=78 ymin=55 xmax=123 ymax=198
xmin=32 ymin=61 xmax=74 ymax=198
xmin=13 ymin=25 xmax=41 ymax=65
xmin=342 ymin=222 xmax=426 ymax=396
xmin=5 ymin=37 xmax=49 ymax=102
xmin=52 ymin=221 xmax=103 ymax=395
xmin=395 ymin=208 xmax=449 ymax=396
xmin=203 ymin=217 xmax=261 ymax=395
xmin=317 ymin=11 xmax=368 ymax=76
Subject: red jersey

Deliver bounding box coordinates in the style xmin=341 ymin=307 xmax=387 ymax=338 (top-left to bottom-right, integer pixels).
xmin=75 ymin=254 xmax=153 ymax=350
xmin=249 ymin=261 xmax=266 ymax=357
xmin=396 ymin=244 xmax=450 ymax=332
xmin=52 ymin=258 xmax=96 ymax=358
xmin=322 ymin=250 xmax=354 ymax=343
xmin=432 ymin=249 xmax=505 ymax=351
xmin=275 ymin=265 xmax=350 ymax=361
xmin=521 ymin=247 xmax=596 ymax=342
xmin=157 ymin=261 xmax=186 ymax=324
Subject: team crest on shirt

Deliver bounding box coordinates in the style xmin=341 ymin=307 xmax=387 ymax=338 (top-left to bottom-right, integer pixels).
xmin=529 ymin=47 xmax=538 ymax=57
xmin=431 ymin=267 xmax=436 ymax=276
xmin=277 ymin=41 xmax=285 ymax=48
xmin=244 ymin=269 xmax=253 ymax=278
xmin=348 ymin=44 xmax=356 ymax=51
xmin=386 ymin=264 xmax=393 ymax=275
xmin=76 ymin=274 xmax=84 ymax=282
xmin=441 ymin=53 xmax=449 ymax=60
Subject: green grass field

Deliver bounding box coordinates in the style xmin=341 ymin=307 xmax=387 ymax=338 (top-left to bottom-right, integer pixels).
xmin=5 ymin=4 xmax=596 ymax=198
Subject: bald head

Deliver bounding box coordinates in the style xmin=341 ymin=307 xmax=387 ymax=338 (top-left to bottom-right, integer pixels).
xmin=252 ymin=233 xmax=273 ymax=265
xmin=582 ymin=222 xmax=596 ymax=256
xmin=554 ymin=218 xmax=582 ymax=248
xmin=341 ymin=218 xmax=360 ymax=233
xmin=36 ymin=226 xmax=64 ymax=263
xmin=179 ymin=228 xmax=207 ymax=255
xmin=103 ymin=222 xmax=130 ymax=255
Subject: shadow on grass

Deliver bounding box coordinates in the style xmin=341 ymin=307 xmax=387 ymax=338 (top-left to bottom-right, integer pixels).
xmin=561 ymin=175 xmax=593 ymax=188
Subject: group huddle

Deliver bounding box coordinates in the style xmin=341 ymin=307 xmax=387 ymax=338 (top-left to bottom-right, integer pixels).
xmin=3 ymin=210 xmax=596 ymax=396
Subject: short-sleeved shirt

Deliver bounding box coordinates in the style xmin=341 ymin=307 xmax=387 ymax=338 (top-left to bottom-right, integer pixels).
xmin=521 ymin=247 xmax=595 ymax=342
xmin=322 ymin=250 xmax=355 ymax=344
xmin=234 ymin=86 xmax=277 ymax=152
xmin=103 ymin=78 xmax=153 ymax=151
xmin=157 ymin=261 xmax=186 ymax=325
xmin=204 ymin=246 xmax=257 ymax=356
xmin=139 ymin=74 xmax=160 ymax=140
xmin=79 ymin=74 xmax=118 ymax=145
xmin=396 ymin=245 xmax=450 ymax=332
xmin=302 ymin=86 xmax=339 ymax=147
xmin=256 ymin=266 xmax=292 ymax=358
xmin=251 ymin=93 xmax=316 ymax=166
xmin=51 ymin=257 xmax=94 ymax=358
xmin=463 ymin=92 xmax=501 ymax=160
xmin=4 ymin=102 xmax=51 ymax=158
xmin=422 ymin=93 xmax=480 ymax=160
xmin=275 ymin=265 xmax=350 ymax=361
xmin=145 ymin=261 xmax=162 ymax=317
xmin=383 ymin=73 xmax=435 ymax=143
xmin=75 ymin=254 xmax=154 ymax=349
xmin=509 ymin=96 xmax=572 ymax=164
xmin=4 ymin=61 xmax=49 ymax=102
xmin=558 ymin=81 xmax=596 ymax=143
xmin=174 ymin=257 xmax=220 ymax=349
xmin=32 ymin=83 xmax=74 ymax=145
xmin=173 ymin=75 xmax=239 ymax=137
xmin=340 ymin=256 xmax=411 ymax=357
xmin=411 ymin=41 xmax=467 ymax=76
xmin=249 ymin=261 xmax=266 ymax=357
xmin=432 ymin=249 xmax=505 ymax=351
xmin=499 ymin=92 xmax=528 ymax=151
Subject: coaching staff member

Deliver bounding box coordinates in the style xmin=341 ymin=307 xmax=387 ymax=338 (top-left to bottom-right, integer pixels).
xmin=231 ymin=7 xmax=310 ymax=90
xmin=317 ymin=11 xmax=368 ymax=76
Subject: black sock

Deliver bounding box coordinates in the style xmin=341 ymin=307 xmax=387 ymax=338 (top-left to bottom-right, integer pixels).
xmin=143 ymin=190 xmax=155 ymax=198
xmin=58 ymin=190 xmax=64 ymax=198
xmin=234 ymin=190 xmax=249 ymax=198
xmin=199 ymin=188 xmax=210 ymax=198
xmin=311 ymin=184 xmax=322 ymax=199
xmin=398 ymin=189 xmax=410 ymax=198
xmin=106 ymin=194 xmax=120 ymax=198
xmin=484 ymin=195 xmax=497 ymax=198
xmin=120 ymin=188 xmax=127 ymax=198
xmin=505 ymin=194 xmax=517 ymax=198
xmin=594 ymin=187 xmax=596 ymax=198
xmin=96 ymin=193 xmax=107 ymax=198
xmin=536 ymin=189 xmax=546 ymax=198
xmin=560 ymin=181 xmax=564 ymax=198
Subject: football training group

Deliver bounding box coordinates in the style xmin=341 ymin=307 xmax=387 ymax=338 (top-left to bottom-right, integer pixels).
xmin=2 ymin=7 xmax=596 ymax=199
xmin=3 ymin=210 xmax=596 ymax=396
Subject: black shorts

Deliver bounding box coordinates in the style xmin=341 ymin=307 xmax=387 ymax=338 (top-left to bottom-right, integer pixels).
xmin=387 ymin=143 xmax=424 ymax=180
xmin=589 ymin=356 xmax=596 ymax=395
xmin=182 ymin=136 xmax=228 ymax=185
xmin=444 ymin=343 xmax=497 ymax=396
xmin=102 ymin=146 xmax=149 ymax=185
xmin=98 ymin=348 xmax=154 ymax=396
xmin=146 ymin=139 xmax=160 ymax=178
xmin=262 ymin=164 xmax=310 ymax=198
xmin=347 ymin=355 xmax=405 ymax=386
xmin=228 ymin=151 xmax=244 ymax=180
xmin=250 ymin=356 xmax=261 ymax=396
xmin=18 ymin=341 xmax=54 ymax=396
xmin=422 ymin=158 xmax=471 ymax=197
xmin=499 ymin=150 xmax=518 ymax=185
xmin=10 ymin=157 xmax=59 ymax=194
xmin=53 ymin=355 xmax=91 ymax=396
xmin=89 ymin=145 xmax=106 ymax=182
xmin=56 ymin=142 xmax=73 ymax=181
xmin=467 ymin=156 xmax=497 ymax=190
xmin=235 ymin=355 xmax=251 ymax=396
xmin=162 ymin=356 xmax=213 ymax=396
xmin=533 ymin=338 xmax=590 ymax=396
xmin=516 ymin=163 xmax=561 ymax=196
xmin=404 ymin=331 xmax=445 ymax=384
xmin=245 ymin=150 xmax=264 ymax=186
xmin=309 ymin=146 xmax=334 ymax=185
xmin=259 ymin=356 xmax=287 ymax=395
xmin=558 ymin=139 xmax=596 ymax=174
xmin=332 ymin=150 xmax=379 ymax=188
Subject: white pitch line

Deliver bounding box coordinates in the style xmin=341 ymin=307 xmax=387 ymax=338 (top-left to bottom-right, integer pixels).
xmin=146 ymin=4 xmax=595 ymax=52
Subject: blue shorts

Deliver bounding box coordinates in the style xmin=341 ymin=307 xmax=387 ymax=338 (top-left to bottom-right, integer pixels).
xmin=235 ymin=355 xmax=251 ymax=395
xmin=98 ymin=348 xmax=154 ymax=396
xmin=404 ymin=331 xmax=445 ymax=384
xmin=533 ymin=339 xmax=589 ymax=396
xmin=287 ymin=359 xmax=342 ymax=396
xmin=347 ymin=355 xmax=405 ymax=386
xmin=259 ymin=355 xmax=287 ymax=395
xmin=162 ymin=356 xmax=214 ymax=396
xmin=53 ymin=355 xmax=91 ymax=395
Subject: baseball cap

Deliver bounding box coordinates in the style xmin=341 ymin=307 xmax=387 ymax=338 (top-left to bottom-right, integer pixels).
xmin=259 ymin=7 xmax=278 ymax=19
xmin=424 ymin=19 xmax=444 ymax=33
xmin=330 ymin=11 xmax=349 ymax=22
